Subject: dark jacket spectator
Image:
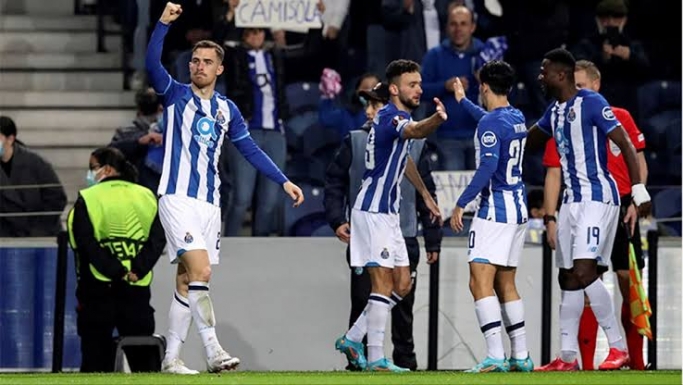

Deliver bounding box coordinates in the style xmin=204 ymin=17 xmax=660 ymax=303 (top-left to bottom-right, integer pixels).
xmin=0 ymin=117 xmax=67 ymax=237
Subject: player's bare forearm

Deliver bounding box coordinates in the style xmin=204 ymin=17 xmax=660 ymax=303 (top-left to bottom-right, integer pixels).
xmin=405 ymin=156 xmax=429 ymax=200
xmin=543 ymin=167 xmax=561 ymax=215
xmin=403 ymin=113 xmax=444 ymax=139
xmin=609 ymin=125 xmax=641 ymax=185
xmin=526 ymin=125 xmax=550 ymax=151
xmin=637 ymin=151 xmax=648 ymax=185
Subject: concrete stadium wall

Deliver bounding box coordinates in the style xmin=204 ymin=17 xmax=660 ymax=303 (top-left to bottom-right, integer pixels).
xmin=0 ymin=237 xmax=680 ymax=371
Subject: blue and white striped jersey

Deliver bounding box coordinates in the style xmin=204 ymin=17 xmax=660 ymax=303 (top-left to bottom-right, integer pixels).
xmin=246 ymin=50 xmax=279 ymax=130
xmin=156 ymin=83 xmax=249 ymax=205
xmin=353 ymin=103 xmax=412 ymax=214
xmin=537 ymin=89 xmax=620 ymax=205
xmin=465 ymin=107 xmax=529 ymax=224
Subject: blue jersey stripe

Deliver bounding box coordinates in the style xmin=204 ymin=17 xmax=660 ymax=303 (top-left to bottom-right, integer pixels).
xmin=558 ymin=108 xmax=582 ymax=202
xmin=167 ymin=105 xmax=183 ymax=195
xmin=581 ymin=111 xmax=603 ymax=202
xmin=187 ymin=96 xmax=202 ymax=198
xmin=493 ymin=190 xmax=507 ymax=222
xmin=477 ymin=188 xmax=490 ymax=219
xmin=380 ymin=141 xmax=406 ymax=213
xmin=205 ymin=98 xmax=219 ymax=204
xmin=513 ymin=189 xmax=522 ymax=223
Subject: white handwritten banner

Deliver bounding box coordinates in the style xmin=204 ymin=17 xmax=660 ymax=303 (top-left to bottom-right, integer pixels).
xmin=432 ymin=171 xmax=478 ymax=219
xmin=236 ymin=0 xmax=323 ymax=32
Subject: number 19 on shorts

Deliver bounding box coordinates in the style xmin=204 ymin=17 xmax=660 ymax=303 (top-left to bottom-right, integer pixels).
xmin=587 ymin=226 xmax=600 ymax=248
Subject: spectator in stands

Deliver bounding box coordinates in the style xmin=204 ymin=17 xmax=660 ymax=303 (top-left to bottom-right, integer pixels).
xmin=319 ymin=71 xmax=380 ymax=138
xmin=222 ymin=27 xmax=289 ymax=236
xmin=109 ymin=88 xmax=164 ymax=193
xmin=525 ymin=188 xmax=546 ymax=244
xmin=324 ymin=82 xmax=442 ymax=371
xmin=67 ymin=147 xmax=165 ymax=372
xmin=572 ymin=0 xmax=650 ymax=114
xmin=149 ymin=0 xmax=214 ymax=65
xmin=421 ymin=4 xmax=483 ymax=170
xmin=500 ymin=0 xmax=570 ymax=119
xmin=382 ymin=0 xmax=451 ymax=65
xmin=0 ymin=116 xmax=67 ymax=237
xmin=213 ymin=0 xmax=242 ymax=46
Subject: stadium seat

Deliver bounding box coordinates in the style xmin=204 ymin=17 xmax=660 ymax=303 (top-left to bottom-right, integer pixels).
xmin=290 ymin=212 xmax=329 ymax=237
xmin=637 ymin=80 xmax=682 ymax=123
xmin=653 ymin=188 xmax=682 ymax=236
xmin=286 ymin=110 xmax=319 ymax=141
xmin=113 ymin=334 xmax=166 ymax=372
xmin=285 ymin=154 xmax=310 ymax=184
xmin=283 ymin=183 xmax=325 ymax=236
xmin=285 ymin=82 xmax=321 ymax=115
xmin=641 ymin=110 xmax=681 ymax=149
xmin=311 ymin=223 xmax=335 ymax=237
xmin=665 ymin=118 xmax=682 ymax=180
xmin=302 ymin=124 xmax=341 ymax=158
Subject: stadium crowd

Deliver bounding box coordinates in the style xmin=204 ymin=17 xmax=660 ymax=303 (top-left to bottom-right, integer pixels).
xmin=0 ymin=0 xmax=680 ymax=238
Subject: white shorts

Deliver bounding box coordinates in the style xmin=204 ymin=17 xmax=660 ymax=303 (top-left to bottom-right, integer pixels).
xmin=467 ymin=217 xmax=527 ymax=267
xmin=350 ymin=209 xmax=409 ymax=269
xmin=158 ymin=194 xmax=222 ymax=265
xmin=555 ymin=201 xmax=619 ymax=269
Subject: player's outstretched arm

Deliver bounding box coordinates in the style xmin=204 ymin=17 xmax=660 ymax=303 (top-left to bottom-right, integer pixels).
xmin=402 ymin=98 xmax=447 ymax=139
xmin=608 ymin=125 xmax=651 ymax=215
xmin=453 ymin=77 xmax=487 ymax=122
xmin=146 ymin=2 xmax=182 ymax=94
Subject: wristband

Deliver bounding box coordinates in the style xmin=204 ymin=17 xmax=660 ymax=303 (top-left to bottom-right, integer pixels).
xmin=543 ymin=215 xmax=556 ymax=225
xmin=631 ymin=183 xmax=651 ymax=206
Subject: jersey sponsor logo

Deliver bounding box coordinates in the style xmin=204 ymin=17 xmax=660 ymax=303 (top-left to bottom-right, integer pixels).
xmin=195 ymin=116 xmax=219 ymax=148
xmin=609 ymin=139 xmax=621 ymax=155
xmin=481 ymin=131 xmax=497 ymax=147
xmin=555 ymin=128 xmax=569 ymax=155
xmin=567 ymin=107 xmax=576 ymax=122
xmin=602 ymin=106 xmax=616 ymax=120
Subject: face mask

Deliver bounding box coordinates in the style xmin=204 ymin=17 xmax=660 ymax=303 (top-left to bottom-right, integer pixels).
xmin=86 ymin=168 xmax=102 ymax=187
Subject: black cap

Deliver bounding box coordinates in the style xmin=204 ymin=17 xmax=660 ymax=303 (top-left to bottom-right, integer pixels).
xmin=596 ymin=0 xmax=628 ymax=17
xmin=0 ymin=116 xmax=17 ymax=137
xmin=358 ymin=82 xmax=390 ymax=104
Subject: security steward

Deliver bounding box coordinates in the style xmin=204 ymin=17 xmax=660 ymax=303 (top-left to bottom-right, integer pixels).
xmin=324 ymin=83 xmax=443 ymax=370
xmin=67 ymin=147 xmax=165 ymax=372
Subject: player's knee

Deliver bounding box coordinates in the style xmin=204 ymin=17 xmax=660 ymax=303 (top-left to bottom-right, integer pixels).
xmin=558 ymin=269 xmax=581 ymax=290
xmin=573 ymin=265 xmax=599 ymax=288
xmin=187 ymin=265 xmax=212 ymax=282
xmin=394 ymin=277 xmax=412 ymax=298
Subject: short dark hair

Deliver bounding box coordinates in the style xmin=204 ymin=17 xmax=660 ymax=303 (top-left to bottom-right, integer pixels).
xmin=385 ymin=59 xmax=421 ymax=85
xmin=192 ymin=40 xmax=225 ymax=62
xmin=479 ymin=60 xmax=515 ymax=96
xmin=544 ymin=48 xmax=576 ymax=76
xmin=0 ymin=116 xmax=17 ymax=138
xmin=92 ymin=147 xmax=139 ymax=183
xmin=135 ymin=88 xmax=160 ymax=116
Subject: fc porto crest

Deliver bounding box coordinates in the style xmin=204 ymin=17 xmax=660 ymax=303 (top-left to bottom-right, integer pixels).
xmin=184 ymin=232 xmax=194 ymax=244
xmin=380 ymin=248 xmax=390 ymax=259
xmin=567 ymin=107 xmax=576 ymax=122
xmin=215 ymin=110 xmax=227 ymax=127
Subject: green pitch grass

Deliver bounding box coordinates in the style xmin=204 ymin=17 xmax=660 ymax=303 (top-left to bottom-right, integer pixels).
xmin=0 ymin=371 xmax=680 ymax=385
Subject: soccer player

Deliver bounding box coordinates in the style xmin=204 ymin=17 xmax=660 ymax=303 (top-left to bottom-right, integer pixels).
xmin=146 ymin=2 xmax=304 ymax=374
xmin=335 ymin=59 xmax=448 ymax=372
xmin=542 ymin=60 xmax=649 ymax=370
xmin=450 ymin=60 xmax=534 ymax=373
xmin=528 ymin=48 xmax=651 ymax=371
